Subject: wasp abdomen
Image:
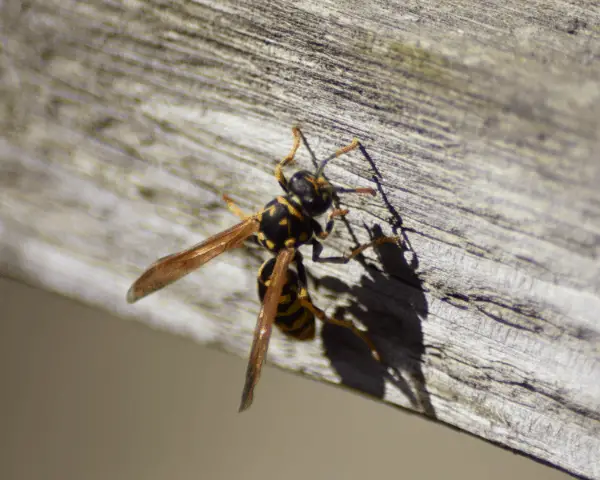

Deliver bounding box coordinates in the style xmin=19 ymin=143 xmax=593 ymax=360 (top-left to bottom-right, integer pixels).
xmin=257 ymin=257 xmax=316 ymax=340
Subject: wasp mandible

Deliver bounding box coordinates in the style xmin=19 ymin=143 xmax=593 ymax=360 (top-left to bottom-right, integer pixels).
xmin=127 ymin=127 xmax=397 ymax=411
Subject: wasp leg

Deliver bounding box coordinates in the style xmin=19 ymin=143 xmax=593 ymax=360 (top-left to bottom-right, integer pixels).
xmin=314 ymin=209 xmax=349 ymax=241
xmin=275 ymin=126 xmax=302 ymax=192
xmin=297 ymin=288 xmax=381 ymax=362
xmin=311 ymin=236 xmax=399 ymax=264
xmin=222 ymin=194 xmax=250 ymax=220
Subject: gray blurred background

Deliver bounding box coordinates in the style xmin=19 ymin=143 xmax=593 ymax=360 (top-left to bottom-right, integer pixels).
xmin=0 ymin=277 xmax=570 ymax=480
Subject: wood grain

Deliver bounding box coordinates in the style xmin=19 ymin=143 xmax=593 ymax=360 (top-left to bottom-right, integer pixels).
xmin=1 ymin=0 xmax=599 ymax=477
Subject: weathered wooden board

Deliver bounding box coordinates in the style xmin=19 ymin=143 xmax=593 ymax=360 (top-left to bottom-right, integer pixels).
xmin=1 ymin=0 xmax=599 ymax=477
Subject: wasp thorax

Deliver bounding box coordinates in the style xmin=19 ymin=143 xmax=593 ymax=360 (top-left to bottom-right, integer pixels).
xmin=288 ymin=170 xmax=332 ymax=216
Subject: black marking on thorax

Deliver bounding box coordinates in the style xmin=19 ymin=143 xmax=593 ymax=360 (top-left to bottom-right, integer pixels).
xmin=256 ymin=196 xmax=314 ymax=252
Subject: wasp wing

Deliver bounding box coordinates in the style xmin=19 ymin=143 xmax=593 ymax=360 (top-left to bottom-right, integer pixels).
xmin=239 ymin=247 xmax=295 ymax=412
xmin=127 ymin=218 xmax=259 ymax=303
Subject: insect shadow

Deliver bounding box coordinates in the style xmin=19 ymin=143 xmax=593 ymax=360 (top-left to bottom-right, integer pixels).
xmin=314 ymin=145 xmax=435 ymax=418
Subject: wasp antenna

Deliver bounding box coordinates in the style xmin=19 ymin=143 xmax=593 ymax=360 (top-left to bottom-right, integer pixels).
xmin=295 ymin=127 xmax=321 ymax=170
xmin=316 ymin=137 xmax=360 ymax=176
xmin=334 ymin=186 xmax=376 ymax=196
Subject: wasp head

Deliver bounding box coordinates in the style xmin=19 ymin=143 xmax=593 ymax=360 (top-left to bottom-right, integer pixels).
xmin=288 ymin=170 xmax=333 ymax=217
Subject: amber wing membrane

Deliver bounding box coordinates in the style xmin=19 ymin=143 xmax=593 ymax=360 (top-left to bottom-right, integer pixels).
xmin=239 ymin=247 xmax=295 ymax=412
xmin=127 ymin=218 xmax=259 ymax=303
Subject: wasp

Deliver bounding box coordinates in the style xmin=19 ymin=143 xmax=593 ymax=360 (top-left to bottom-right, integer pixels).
xmin=127 ymin=127 xmax=397 ymax=411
